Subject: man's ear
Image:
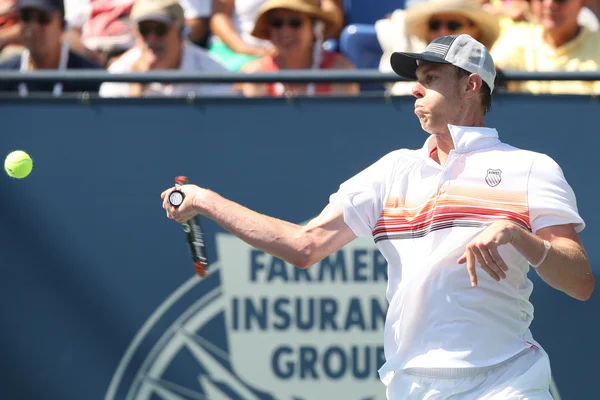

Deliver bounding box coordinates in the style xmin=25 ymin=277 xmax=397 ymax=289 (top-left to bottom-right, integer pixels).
xmin=465 ymin=73 xmax=483 ymax=99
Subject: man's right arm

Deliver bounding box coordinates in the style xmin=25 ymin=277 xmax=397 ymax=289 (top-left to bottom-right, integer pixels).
xmin=162 ymin=185 xmax=357 ymax=269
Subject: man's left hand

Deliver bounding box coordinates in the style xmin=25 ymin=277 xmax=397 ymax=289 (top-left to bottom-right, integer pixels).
xmin=458 ymin=221 xmax=520 ymax=287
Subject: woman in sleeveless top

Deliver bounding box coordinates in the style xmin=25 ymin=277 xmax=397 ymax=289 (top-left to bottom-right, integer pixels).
xmin=238 ymin=0 xmax=358 ymax=97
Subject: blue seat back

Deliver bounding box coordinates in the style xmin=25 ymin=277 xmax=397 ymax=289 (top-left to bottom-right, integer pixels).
xmin=343 ymin=0 xmax=404 ymax=25
xmin=339 ymin=23 xmax=385 ymax=91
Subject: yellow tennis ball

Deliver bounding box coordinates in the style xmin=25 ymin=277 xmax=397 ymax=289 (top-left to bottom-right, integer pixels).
xmin=4 ymin=150 xmax=33 ymax=179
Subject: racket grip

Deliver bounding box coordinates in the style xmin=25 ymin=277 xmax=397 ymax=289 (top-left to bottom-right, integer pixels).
xmin=169 ymin=176 xmax=208 ymax=277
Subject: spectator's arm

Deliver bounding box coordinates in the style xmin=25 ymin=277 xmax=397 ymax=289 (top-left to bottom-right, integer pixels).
xmin=0 ymin=22 xmax=21 ymax=49
xmin=238 ymin=58 xmax=269 ymax=97
xmin=179 ymin=0 xmax=211 ymax=46
xmin=321 ymin=0 xmax=344 ymax=39
xmin=62 ymin=0 xmax=98 ymax=61
xmin=66 ymin=27 xmax=104 ymax=66
xmin=186 ymin=17 xmax=209 ymax=46
xmin=329 ymin=55 xmax=360 ymax=95
xmin=210 ymin=0 xmax=272 ymax=56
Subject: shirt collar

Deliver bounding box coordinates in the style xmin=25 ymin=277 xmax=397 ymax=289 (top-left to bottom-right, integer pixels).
xmin=421 ymin=124 xmax=500 ymax=156
xmin=535 ymin=25 xmax=590 ymax=57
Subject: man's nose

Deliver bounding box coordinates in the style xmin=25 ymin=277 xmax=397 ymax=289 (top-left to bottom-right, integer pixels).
xmin=412 ymin=81 xmax=425 ymax=98
xmin=145 ymin=34 xmax=161 ymax=42
xmin=437 ymin=27 xmax=452 ymax=37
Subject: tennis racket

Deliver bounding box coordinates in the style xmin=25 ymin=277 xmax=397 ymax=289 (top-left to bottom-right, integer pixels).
xmin=168 ymin=176 xmax=208 ymax=277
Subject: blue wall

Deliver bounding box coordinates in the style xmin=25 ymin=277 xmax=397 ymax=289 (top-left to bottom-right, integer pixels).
xmin=0 ymin=95 xmax=598 ymax=399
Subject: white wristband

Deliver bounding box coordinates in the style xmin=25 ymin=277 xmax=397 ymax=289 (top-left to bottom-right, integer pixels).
xmin=531 ymin=240 xmax=551 ymax=268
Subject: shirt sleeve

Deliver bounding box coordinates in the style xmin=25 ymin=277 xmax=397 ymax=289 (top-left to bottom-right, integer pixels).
xmin=528 ymin=153 xmax=585 ymax=234
xmin=328 ymin=151 xmax=400 ymax=237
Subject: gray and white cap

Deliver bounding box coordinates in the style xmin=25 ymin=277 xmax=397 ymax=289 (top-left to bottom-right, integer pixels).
xmin=390 ymin=34 xmax=496 ymax=93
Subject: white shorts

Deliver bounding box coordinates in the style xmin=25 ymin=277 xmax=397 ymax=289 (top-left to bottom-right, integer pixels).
xmin=386 ymin=348 xmax=552 ymax=400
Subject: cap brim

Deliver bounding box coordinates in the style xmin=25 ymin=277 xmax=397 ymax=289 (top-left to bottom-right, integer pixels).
xmin=17 ymin=0 xmax=59 ymax=13
xmin=135 ymin=12 xmax=174 ymax=24
xmin=390 ymin=51 xmax=452 ymax=80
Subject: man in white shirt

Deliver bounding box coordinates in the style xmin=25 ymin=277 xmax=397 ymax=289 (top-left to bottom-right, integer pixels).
xmin=160 ymin=34 xmax=594 ymax=399
xmin=100 ymin=0 xmax=232 ymax=97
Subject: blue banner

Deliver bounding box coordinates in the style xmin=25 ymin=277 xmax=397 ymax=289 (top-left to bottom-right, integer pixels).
xmin=0 ymin=95 xmax=598 ymax=399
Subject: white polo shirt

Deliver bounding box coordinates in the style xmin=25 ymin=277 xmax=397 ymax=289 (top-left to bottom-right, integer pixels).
xmin=329 ymin=124 xmax=584 ymax=385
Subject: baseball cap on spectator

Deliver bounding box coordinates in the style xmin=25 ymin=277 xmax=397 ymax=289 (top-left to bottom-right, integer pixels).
xmin=130 ymin=0 xmax=184 ymax=25
xmin=390 ymin=34 xmax=497 ymax=93
xmin=17 ymin=0 xmax=64 ymax=15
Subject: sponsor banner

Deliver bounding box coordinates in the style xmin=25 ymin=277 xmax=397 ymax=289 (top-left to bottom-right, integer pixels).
xmin=218 ymin=232 xmax=389 ymax=400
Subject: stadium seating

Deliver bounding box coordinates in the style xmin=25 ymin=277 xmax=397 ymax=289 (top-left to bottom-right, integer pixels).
xmin=339 ymin=24 xmax=385 ymax=91
xmin=325 ymin=0 xmax=402 ymax=54
xmin=343 ymin=0 xmax=404 ymax=25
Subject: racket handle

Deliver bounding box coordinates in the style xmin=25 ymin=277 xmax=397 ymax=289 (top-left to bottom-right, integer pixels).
xmin=169 ymin=176 xmax=208 ymax=277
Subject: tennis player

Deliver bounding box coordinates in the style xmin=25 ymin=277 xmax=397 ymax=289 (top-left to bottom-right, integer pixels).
xmin=162 ymin=34 xmax=594 ymax=399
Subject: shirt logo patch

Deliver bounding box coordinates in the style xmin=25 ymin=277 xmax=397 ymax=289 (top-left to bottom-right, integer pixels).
xmin=485 ymin=169 xmax=502 ymax=187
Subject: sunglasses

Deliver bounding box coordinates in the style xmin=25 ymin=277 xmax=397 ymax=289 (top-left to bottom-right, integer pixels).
xmin=269 ymin=17 xmax=304 ymax=29
xmin=19 ymin=8 xmax=52 ymax=25
xmin=428 ymin=19 xmax=470 ymax=32
xmin=138 ymin=22 xmax=170 ymax=38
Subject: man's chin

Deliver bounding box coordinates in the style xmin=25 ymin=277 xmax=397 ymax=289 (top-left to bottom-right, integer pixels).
xmin=149 ymin=59 xmax=167 ymax=70
xmin=417 ymin=117 xmax=430 ymax=132
xmin=276 ymin=48 xmax=295 ymax=58
xmin=25 ymin=44 xmax=46 ymax=55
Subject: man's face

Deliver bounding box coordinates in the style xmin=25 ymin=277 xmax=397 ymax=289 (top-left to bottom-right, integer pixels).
xmin=412 ymin=62 xmax=466 ymax=133
xmin=136 ymin=19 xmax=182 ymax=69
xmin=531 ymin=0 xmax=584 ymax=32
xmin=19 ymin=7 xmax=63 ymax=58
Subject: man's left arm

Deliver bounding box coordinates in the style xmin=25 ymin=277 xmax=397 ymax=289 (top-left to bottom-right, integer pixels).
xmin=459 ymin=153 xmax=594 ymax=300
xmin=510 ymin=223 xmax=594 ymax=301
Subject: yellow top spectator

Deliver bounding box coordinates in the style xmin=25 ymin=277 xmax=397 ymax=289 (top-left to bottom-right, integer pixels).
xmin=492 ymin=23 xmax=600 ymax=95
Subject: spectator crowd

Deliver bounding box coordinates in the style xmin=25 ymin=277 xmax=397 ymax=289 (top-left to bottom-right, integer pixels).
xmin=0 ymin=0 xmax=598 ymax=96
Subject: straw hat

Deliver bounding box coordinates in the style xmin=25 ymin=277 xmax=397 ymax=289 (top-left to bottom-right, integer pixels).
xmin=405 ymin=0 xmax=500 ymax=49
xmin=251 ymin=0 xmax=337 ymax=40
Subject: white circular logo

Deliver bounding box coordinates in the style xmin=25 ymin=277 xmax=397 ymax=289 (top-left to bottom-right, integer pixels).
xmin=169 ymin=191 xmax=184 ymax=207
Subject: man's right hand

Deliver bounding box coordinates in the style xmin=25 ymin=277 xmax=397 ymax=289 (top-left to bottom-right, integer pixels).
xmin=162 ymin=184 xmax=209 ymax=223
xmin=131 ymin=47 xmax=157 ymax=72
xmin=128 ymin=48 xmax=158 ymax=96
